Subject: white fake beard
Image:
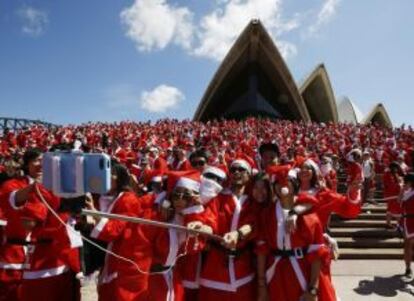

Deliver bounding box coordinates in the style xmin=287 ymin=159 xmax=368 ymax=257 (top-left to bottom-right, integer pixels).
xmin=200 ymin=177 xmax=223 ymax=205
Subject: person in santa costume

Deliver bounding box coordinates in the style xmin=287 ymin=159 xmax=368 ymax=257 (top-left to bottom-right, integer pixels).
xmin=180 ymin=166 xmax=227 ymax=300
xmin=17 ymin=184 xmax=82 ymax=301
xmin=0 ymin=148 xmax=82 ymax=301
xmin=145 ymin=170 xmax=214 ymax=301
xmin=400 ymin=172 xmax=414 ymax=279
xmin=258 ymin=142 xmax=280 ymax=171
xmin=189 ymin=149 xmax=209 ymax=173
xmin=149 ymin=146 xmax=169 ymax=174
xmin=274 ymin=159 xmax=362 ymax=292
xmin=383 ymin=162 xmax=404 ymax=228
xmin=88 ymin=163 xmax=151 ymax=301
xmin=170 ymin=146 xmax=192 ymax=171
xmin=319 ymin=155 xmax=337 ymax=192
xmin=0 ymin=149 xmax=40 ymax=301
xmin=256 ymin=169 xmax=336 ymax=301
xmin=199 ymin=158 xmax=260 ymax=301
xmin=345 ymin=149 xmax=364 ymax=187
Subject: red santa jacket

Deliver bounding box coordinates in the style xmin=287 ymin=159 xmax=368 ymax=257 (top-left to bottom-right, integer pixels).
xmin=9 ymin=181 xmax=82 ymax=280
xmin=200 ymin=190 xmax=259 ymax=292
xmin=383 ymin=171 xmax=402 ymax=199
xmin=153 ymin=156 xmax=169 ymax=174
xmin=296 ymin=188 xmax=361 ymax=230
xmin=90 ymin=191 xmax=151 ymax=292
xmin=171 ymin=159 xmax=192 ymax=172
xmin=401 ymin=188 xmax=414 ymax=238
xmin=145 ymin=205 xmax=209 ymax=301
xmin=0 ymin=177 xmax=33 ymax=282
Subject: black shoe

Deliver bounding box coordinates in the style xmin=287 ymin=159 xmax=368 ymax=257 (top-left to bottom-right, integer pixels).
xmin=404 ymin=268 xmax=413 ymax=279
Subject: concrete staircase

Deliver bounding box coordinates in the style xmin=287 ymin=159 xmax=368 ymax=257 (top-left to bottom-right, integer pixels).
xmin=329 ymin=171 xmax=404 ymax=259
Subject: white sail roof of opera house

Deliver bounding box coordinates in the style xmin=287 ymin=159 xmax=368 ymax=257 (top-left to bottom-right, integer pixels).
xmin=337 ymin=97 xmax=365 ymax=124
xmin=193 ymin=19 xmax=393 ymax=128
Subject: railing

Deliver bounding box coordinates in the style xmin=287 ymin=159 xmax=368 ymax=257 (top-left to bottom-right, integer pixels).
xmin=0 ymin=117 xmax=58 ymax=131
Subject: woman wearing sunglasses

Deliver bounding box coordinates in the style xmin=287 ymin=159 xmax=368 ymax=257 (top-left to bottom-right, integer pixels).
xmin=145 ymin=170 xmax=214 ymax=301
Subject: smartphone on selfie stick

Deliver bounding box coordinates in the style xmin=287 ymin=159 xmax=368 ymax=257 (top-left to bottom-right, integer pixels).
xmin=42 ymin=151 xmax=111 ymax=198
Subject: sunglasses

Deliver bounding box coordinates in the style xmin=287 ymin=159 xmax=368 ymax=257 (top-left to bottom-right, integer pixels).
xmin=191 ymin=160 xmax=206 ymax=167
xmin=171 ymin=190 xmax=197 ymax=201
xmin=230 ymin=166 xmax=248 ymax=174
xmin=203 ymin=172 xmax=224 ymax=184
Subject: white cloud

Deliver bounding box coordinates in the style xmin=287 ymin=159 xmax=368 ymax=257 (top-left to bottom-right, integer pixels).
xmin=140 ymin=85 xmax=184 ymax=113
xmin=308 ymin=0 xmax=341 ymax=35
xmin=192 ymin=0 xmax=300 ymax=61
xmin=120 ymin=0 xmax=342 ymax=61
xmin=18 ymin=6 xmax=48 ymax=37
xmin=120 ymin=0 xmax=194 ymax=51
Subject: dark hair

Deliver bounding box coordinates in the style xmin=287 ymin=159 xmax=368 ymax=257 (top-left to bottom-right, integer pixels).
xmin=404 ymin=172 xmax=414 ymax=186
xmin=299 ymin=163 xmax=319 ymax=189
xmin=22 ymin=148 xmax=42 ymax=175
xmin=259 ymin=142 xmax=280 ymax=157
xmin=252 ymin=172 xmax=273 ymax=204
xmin=389 ymin=161 xmax=402 ymax=174
xmin=189 ymin=149 xmax=209 ymax=163
xmin=112 ymin=163 xmax=132 ymax=194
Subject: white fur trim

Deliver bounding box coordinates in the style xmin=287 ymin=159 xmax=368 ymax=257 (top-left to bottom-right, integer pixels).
xmin=176 ymin=177 xmax=200 ymax=192
xmin=266 ymin=257 xmax=281 ymax=283
xmin=181 ymin=205 xmax=204 ymax=215
xmin=290 ymin=257 xmax=307 ymax=291
xmin=0 ymin=262 xmax=30 ymax=270
xmin=203 ymin=166 xmax=226 ymax=180
xmin=151 ymin=176 xmax=163 ymax=182
xmin=8 ymin=190 xmax=22 ymax=210
xmin=402 ymin=189 xmax=414 ymax=202
xmin=23 ymin=265 xmax=69 ymax=279
xmin=200 ymin=273 xmax=254 ymax=292
xmin=90 ymin=218 xmax=109 ymax=239
xmin=66 ymin=218 xmax=83 ymax=248
xmin=231 ymin=160 xmax=251 ymax=173
xmin=166 ymin=229 xmax=179 ymax=267
xmin=0 ymin=219 xmax=7 ymax=226
xmin=155 ymin=191 xmax=167 ymax=205
xmin=90 ymin=192 xmax=124 ymax=238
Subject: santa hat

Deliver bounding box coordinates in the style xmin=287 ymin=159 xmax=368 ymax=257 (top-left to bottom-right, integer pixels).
xmin=302 ymin=159 xmax=321 ymax=176
xmin=231 ymin=154 xmax=255 ymax=174
xmin=266 ymin=165 xmax=293 ymax=186
xmin=166 ymin=170 xmax=201 ymax=193
xmin=203 ymin=165 xmax=227 ymax=181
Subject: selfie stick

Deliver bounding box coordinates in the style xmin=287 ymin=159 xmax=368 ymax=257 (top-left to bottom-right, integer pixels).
xmin=81 ymin=209 xmax=224 ymax=242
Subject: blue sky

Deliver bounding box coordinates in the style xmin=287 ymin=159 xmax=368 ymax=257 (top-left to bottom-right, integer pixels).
xmin=0 ymin=0 xmax=413 ymax=126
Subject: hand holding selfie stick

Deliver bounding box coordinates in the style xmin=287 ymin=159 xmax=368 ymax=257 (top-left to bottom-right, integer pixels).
xmin=81 ymin=209 xmax=224 ymax=243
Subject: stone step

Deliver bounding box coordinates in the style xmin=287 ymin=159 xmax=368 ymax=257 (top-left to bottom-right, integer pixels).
xmin=336 ymin=237 xmax=404 ymax=248
xmin=329 ymin=227 xmax=400 ymax=239
xmin=351 ymin=213 xmax=386 ymax=220
xmin=361 ymin=205 xmax=387 ymax=213
xmin=330 ymin=219 xmax=394 ymax=228
xmin=339 ymin=248 xmax=403 ymax=260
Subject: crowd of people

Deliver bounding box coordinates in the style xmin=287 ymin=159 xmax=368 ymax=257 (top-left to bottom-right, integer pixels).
xmin=0 ymin=118 xmax=413 ymax=301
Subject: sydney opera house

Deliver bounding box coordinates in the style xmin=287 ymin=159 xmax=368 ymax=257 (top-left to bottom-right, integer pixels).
xmin=193 ymin=20 xmax=392 ymax=127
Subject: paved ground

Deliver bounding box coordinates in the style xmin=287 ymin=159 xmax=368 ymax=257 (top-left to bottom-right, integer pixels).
xmin=81 ymin=260 xmax=414 ymax=300
xmin=332 ymin=260 xmax=414 ymax=300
